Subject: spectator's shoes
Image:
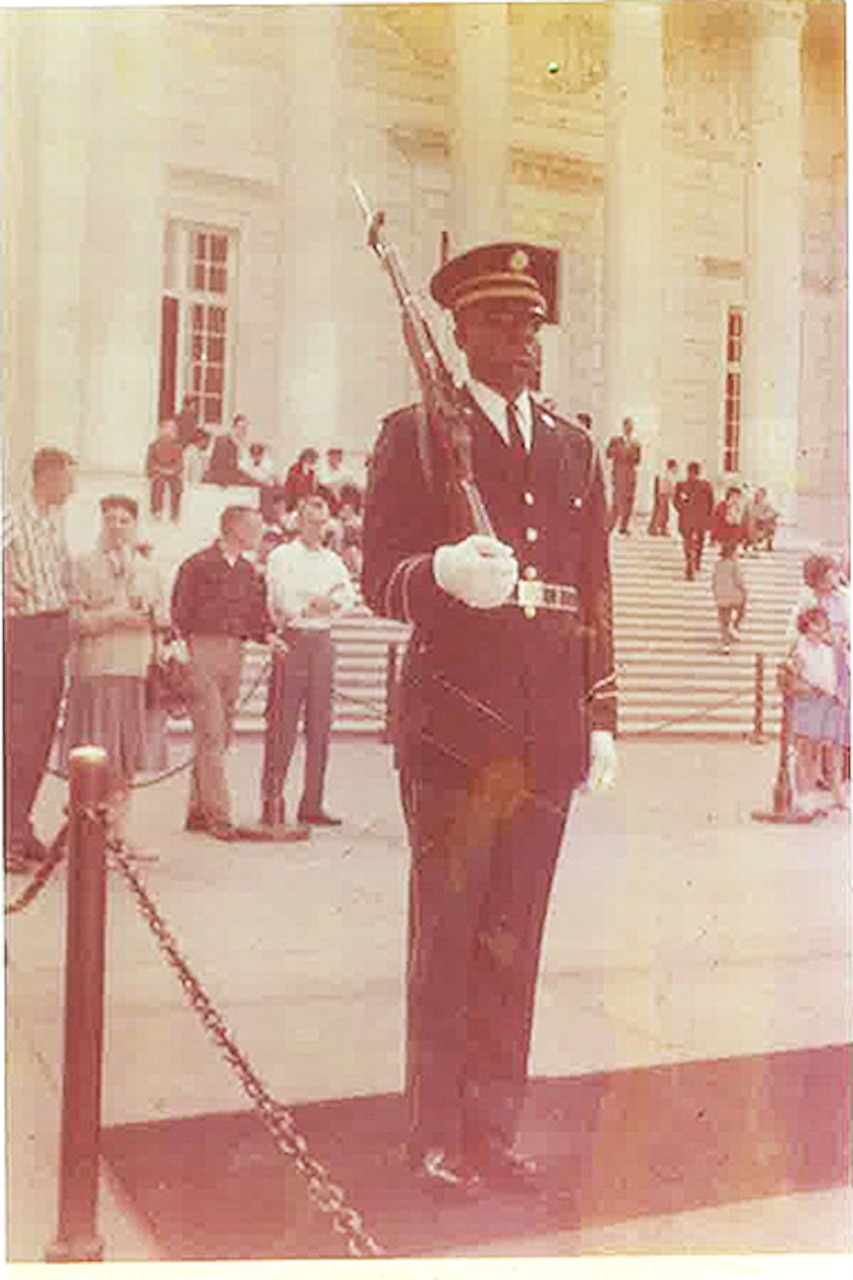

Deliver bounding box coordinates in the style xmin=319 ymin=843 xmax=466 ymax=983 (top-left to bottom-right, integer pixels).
xmin=260 ymin=800 xmax=311 ymax=842
xmin=296 ymin=809 xmax=342 ymax=827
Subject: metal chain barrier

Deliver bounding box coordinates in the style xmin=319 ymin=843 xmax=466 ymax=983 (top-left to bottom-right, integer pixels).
xmin=5 ymin=821 xmax=70 ymax=915
xmin=627 ymin=686 xmax=753 ymax=737
xmin=107 ymin=839 xmax=385 ymax=1259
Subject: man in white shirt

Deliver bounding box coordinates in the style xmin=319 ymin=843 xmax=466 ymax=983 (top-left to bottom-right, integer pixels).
xmin=261 ymin=495 xmax=356 ymax=828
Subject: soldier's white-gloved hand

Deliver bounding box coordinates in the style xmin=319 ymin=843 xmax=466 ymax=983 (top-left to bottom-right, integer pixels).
xmin=587 ymin=730 xmax=618 ymax=794
xmin=433 ymin=535 xmax=519 ymax=610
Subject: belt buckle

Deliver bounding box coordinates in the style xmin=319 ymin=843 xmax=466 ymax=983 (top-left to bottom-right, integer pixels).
xmin=517 ymin=579 xmax=543 ymax=618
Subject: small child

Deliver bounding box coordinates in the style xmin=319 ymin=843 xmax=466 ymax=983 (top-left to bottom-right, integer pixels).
xmin=711 ymin=542 xmax=747 ymax=653
xmin=789 ymin=605 xmax=847 ymax=810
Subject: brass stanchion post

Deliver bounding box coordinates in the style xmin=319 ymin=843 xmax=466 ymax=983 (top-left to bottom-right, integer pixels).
xmin=753 ymin=665 xmax=823 ymax=824
xmin=45 ymin=746 xmax=109 ymax=1263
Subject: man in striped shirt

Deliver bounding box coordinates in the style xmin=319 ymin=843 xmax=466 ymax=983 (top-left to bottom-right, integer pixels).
xmin=4 ymin=448 xmax=75 ymax=872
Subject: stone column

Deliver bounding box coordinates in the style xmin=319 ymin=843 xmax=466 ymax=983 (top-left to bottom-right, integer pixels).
xmin=9 ymin=13 xmax=90 ymax=468
xmin=79 ymin=10 xmax=166 ymax=474
xmin=448 ymin=3 xmax=512 ymax=250
xmin=277 ymin=7 xmax=345 ymax=456
xmin=740 ymin=0 xmax=805 ymax=518
xmin=603 ymin=1 xmax=664 ymax=500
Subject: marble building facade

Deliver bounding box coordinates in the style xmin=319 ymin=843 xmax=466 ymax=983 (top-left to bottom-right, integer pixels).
xmin=3 ymin=2 xmax=847 ymax=542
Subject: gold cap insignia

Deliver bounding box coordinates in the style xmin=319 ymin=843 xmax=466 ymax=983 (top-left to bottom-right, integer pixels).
xmin=508 ymin=249 xmax=530 ymax=273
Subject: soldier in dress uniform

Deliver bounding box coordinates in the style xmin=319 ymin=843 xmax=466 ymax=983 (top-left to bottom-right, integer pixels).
xmin=361 ymin=243 xmax=618 ymax=1196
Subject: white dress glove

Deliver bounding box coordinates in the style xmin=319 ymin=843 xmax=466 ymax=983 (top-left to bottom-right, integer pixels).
xmin=587 ymin=729 xmax=618 ymax=793
xmin=433 ymin=535 xmax=519 ymax=610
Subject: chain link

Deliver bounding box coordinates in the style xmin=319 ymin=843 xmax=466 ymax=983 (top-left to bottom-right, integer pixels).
xmin=108 ymin=840 xmax=384 ymax=1258
xmin=4 ymin=821 xmax=70 ymax=915
xmin=628 ymin=687 xmax=752 ymax=736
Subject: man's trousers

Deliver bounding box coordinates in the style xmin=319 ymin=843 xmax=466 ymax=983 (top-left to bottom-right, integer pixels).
xmin=187 ymin=635 xmax=243 ymax=826
xmin=261 ymin=629 xmax=334 ymax=814
xmin=399 ymin=758 xmax=572 ymax=1162
xmin=682 ymin=529 xmax=707 ymax=579
xmin=4 ymin=612 xmax=69 ymax=847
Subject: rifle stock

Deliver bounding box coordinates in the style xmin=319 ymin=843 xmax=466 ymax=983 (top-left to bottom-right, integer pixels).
xmin=353 ymin=179 xmax=494 ymax=539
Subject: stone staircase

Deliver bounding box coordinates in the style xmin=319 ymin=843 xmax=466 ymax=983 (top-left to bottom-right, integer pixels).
xmin=608 ymin=533 xmax=803 ymax=737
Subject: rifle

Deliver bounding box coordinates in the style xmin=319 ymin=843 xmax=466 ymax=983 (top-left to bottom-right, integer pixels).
xmin=351 ymin=179 xmax=495 ymax=539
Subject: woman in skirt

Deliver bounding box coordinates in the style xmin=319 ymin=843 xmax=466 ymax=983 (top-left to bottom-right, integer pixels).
xmin=63 ymin=494 xmax=168 ymax=848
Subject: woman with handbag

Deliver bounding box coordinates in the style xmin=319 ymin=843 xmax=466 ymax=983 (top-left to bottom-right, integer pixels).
xmin=63 ymin=494 xmax=168 ymax=850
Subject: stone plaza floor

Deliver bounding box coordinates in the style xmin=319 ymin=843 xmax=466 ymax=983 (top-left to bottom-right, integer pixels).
xmin=4 ymin=734 xmax=851 ymax=1273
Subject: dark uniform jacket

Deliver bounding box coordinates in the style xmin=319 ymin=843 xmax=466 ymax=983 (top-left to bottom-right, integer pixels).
xmin=362 ymin=393 xmax=617 ymax=800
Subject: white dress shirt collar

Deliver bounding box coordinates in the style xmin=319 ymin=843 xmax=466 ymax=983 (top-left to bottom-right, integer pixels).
xmin=467 ymin=379 xmax=533 ymax=451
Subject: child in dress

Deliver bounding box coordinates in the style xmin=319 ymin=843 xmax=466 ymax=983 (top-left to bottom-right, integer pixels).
xmin=711 ymin=541 xmax=747 ymax=653
xmin=789 ymin=605 xmax=847 ymax=810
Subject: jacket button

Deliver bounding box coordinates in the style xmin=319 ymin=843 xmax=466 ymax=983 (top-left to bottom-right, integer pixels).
xmin=523 ymin=565 xmax=538 ymax=580
xmin=525 ymin=527 xmax=538 ymax=543
xmin=523 ymin=491 xmax=535 ymax=506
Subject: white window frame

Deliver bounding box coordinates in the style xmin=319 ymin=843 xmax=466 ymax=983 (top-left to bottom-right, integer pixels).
xmin=162 ymin=219 xmax=238 ymax=427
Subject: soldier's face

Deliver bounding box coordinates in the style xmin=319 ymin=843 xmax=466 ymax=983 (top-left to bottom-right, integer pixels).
xmin=456 ymin=300 xmax=544 ymax=397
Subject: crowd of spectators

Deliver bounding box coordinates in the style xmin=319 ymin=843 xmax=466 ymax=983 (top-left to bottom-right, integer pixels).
xmin=144 ymin=399 xmax=366 ymax=581
xmin=6 ymin=440 xmax=365 ymax=867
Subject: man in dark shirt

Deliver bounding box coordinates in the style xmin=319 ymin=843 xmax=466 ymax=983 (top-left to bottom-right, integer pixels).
xmin=171 ymin=505 xmax=284 ymax=840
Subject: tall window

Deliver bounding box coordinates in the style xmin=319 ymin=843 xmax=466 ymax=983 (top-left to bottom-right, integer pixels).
xmin=723 ymin=305 xmax=744 ymax=473
xmin=159 ymin=222 xmax=237 ymax=427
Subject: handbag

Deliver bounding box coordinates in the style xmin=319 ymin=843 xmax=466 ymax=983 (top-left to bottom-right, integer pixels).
xmin=146 ymin=635 xmax=192 ymax=716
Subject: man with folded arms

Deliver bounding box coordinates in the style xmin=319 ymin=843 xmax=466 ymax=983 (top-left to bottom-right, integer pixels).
xmin=261 ymin=494 xmax=355 ymax=830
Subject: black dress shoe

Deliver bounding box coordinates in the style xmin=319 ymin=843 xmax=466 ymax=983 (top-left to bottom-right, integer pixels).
xmin=296 ymin=809 xmax=342 ymax=827
xmin=471 ymin=1149 xmax=546 ymax=1194
xmin=184 ymin=810 xmax=209 ymax=833
xmin=407 ymin=1148 xmax=482 ymax=1197
xmin=260 ymin=799 xmax=311 ymax=842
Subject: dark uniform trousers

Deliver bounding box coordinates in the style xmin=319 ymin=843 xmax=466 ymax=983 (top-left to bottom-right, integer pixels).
xmin=401 ymin=761 xmax=571 ymax=1158
xmin=362 ymin=393 xmax=616 ymax=1164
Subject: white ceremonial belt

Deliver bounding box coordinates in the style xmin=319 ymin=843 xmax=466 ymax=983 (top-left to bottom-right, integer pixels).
xmin=514 ymin=580 xmax=580 ymax=619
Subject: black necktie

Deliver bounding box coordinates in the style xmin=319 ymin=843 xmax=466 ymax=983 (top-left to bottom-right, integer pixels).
xmin=506 ymin=400 xmax=527 ymax=468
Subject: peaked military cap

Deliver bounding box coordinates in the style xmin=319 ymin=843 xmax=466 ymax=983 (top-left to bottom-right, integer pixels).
xmin=430 ymin=242 xmax=559 ymax=323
